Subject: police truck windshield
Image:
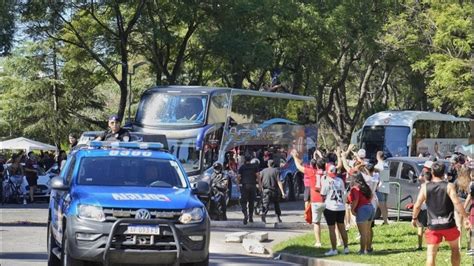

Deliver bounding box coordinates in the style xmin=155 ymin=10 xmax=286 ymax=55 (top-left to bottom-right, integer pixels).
xmin=136 ymin=93 xmax=208 ymax=127
xmin=77 ymin=157 xmax=187 ymax=188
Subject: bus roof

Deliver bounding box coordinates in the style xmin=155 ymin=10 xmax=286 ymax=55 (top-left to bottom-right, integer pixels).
xmin=363 ymin=111 xmax=470 ymax=127
xmin=143 ymin=86 xmax=316 ymax=102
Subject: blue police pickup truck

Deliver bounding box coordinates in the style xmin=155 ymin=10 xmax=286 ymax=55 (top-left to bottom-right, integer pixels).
xmin=47 ymin=141 xmax=210 ymax=266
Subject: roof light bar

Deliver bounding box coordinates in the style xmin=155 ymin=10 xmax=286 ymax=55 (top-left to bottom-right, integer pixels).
xmin=88 ymin=141 xmax=164 ymax=150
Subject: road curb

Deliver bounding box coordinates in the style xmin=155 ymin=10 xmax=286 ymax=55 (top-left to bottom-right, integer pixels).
xmin=276 ymin=252 xmax=374 ymax=266
xmin=0 ymin=221 xmax=47 ymax=227
xmin=211 ymin=220 xmax=313 ymax=229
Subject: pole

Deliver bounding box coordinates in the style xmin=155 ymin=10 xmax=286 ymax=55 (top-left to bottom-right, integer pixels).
xmin=128 ymin=72 xmax=132 ymax=124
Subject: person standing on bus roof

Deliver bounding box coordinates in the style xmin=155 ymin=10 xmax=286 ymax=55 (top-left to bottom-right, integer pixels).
xmin=237 ymin=155 xmax=261 ymax=225
xmin=97 ymin=115 xmax=130 ymax=142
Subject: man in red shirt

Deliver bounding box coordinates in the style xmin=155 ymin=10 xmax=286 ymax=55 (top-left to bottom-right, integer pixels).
xmin=292 ymin=150 xmax=326 ymax=247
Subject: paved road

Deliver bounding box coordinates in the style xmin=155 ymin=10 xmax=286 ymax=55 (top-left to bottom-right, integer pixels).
xmin=0 ymin=200 xmax=409 ymax=265
xmin=0 ymin=202 xmax=302 ymax=266
xmin=0 ymin=225 xmax=299 ymax=266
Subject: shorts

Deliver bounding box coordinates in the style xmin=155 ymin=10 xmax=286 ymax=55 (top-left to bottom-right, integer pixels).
xmin=323 ymin=209 xmax=345 ymax=226
xmin=303 ymin=187 xmax=310 ymax=202
xmin=425 ymin=227 xmax=460 ymax=244
xmin=355 ymin=204 xmax=375 ymax=224
xmin=26 ymin=176 xmax=38 ymax=187
xmin=418 ymin=210 xmax=428 ymax=228
xmin=311 ymin=202 xmax=326 ymax=224
xmin=376 ymin=191 xmax=388 ymax=203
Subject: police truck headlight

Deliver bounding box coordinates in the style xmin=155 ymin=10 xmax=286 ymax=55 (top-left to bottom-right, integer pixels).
xmin=179 ymin=207 xmax=204 ymax=224
xmin=78 ymin=205 xmax=106 ymax=222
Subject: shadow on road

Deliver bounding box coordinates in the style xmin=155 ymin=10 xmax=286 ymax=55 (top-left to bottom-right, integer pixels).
xmin=0 ymin=252 xmax=47 ymax=260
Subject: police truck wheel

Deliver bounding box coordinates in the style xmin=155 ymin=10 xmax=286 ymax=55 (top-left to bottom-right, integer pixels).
xmin=60 ymin=225 xmax=84 ymax=266
xmin=47 ymin=222 xmax=60 ymax=266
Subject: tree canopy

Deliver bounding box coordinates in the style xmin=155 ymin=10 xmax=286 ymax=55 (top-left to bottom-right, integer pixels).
xmin=0 ymin=0 xmax=472 ymax=147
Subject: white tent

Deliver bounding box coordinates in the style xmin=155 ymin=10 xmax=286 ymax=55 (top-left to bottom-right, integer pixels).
xmin=0 ymin=137 xmax=57 ymax=151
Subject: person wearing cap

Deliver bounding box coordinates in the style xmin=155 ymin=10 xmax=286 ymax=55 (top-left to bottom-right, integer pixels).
xmin=97 ymin=115 xmax=130 ymax=142
xmin=259 ymin=159 xmax=285 ymax=223
xmin=237 ymin=155 xmax=261 ymax=225
xmin=412 ymin=162 xmax=470 ymax=266
xmin=321 ymin=164 xmax=349 ymax=256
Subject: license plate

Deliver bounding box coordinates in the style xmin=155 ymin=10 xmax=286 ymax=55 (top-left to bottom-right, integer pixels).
xmin=126 ymin=225 xmax=160 ymax=235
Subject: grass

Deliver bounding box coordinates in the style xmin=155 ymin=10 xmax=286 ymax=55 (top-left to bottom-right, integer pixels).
xmin=272 ymin=222 xmax=472 ymax=266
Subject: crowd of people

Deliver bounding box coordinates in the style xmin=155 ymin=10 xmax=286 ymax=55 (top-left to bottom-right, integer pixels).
xmin=214 ymin=142 xmax=473 ymax=265
xmin=0 ymin=114 xmax=127 ymax=204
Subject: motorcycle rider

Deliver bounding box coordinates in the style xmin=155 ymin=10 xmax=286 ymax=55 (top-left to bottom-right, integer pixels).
xmin=210 ymin=162 xmax=229 ymax=221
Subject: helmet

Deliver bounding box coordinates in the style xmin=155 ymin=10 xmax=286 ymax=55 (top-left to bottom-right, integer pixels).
xmin=250 ymin=158 xmax=260 ymax=165
xmin=212 ymin=162 xmax=223 ymax=173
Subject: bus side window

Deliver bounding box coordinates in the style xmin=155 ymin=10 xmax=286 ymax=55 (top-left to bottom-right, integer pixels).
xmin=389 ymin=162 xmax=399 ymax=178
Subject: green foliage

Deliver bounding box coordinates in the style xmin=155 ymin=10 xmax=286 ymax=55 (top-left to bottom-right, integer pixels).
xmin=0 ymin=0 xmax=471 ymax=144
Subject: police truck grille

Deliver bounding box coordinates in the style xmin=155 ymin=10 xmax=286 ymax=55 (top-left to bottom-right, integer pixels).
xmin=103 ymin=208 xmax=181 ymax=221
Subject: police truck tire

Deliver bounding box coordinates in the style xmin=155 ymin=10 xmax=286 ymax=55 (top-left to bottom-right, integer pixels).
xmin=60 ymin=225 xmax=84 ymax=266
xmin=47 ymin=222 xmax=60 ymax=266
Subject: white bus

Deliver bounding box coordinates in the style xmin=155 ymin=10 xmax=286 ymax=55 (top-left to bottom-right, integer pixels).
xmin=352 ymin=111 xmax=472 ymax=159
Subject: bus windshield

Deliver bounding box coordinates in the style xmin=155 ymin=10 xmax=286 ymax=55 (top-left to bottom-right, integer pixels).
xmin=361 ymin=126 xmax=410 ymax=159
xmin=136 ymin=93 xmax=208 ymax=127
xmin=168 ymin=138 xmax=201 ymax=173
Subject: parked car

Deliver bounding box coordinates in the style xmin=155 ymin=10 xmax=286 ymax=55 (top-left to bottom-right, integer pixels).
xmin=2 ymin=163 xmax=57 ymax=200
xmin=384 ymin=157 xmax=450 ymax=211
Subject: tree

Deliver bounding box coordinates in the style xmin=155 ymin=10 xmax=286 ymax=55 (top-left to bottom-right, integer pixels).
xmin=23 ymin=1 xmax=146 ymax=122
xmin=0 ymin=42 xmax=105 ymax=146
xmin=0 ymin=0 xmax=15 ymax=55
xmin=382 ymin=2 xmax=473 ymax=116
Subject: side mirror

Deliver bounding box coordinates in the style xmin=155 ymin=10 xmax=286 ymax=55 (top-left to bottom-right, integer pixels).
xmin=50 ymin=176 xmax=69 ymax=190
xmin=192 ymin=181 xmax=210 ymax=196
xmin=408 ymin=170 xmax=416 ymax=183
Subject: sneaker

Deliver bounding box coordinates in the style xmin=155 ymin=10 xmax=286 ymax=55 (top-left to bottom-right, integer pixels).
xmin=314 ymin=242 xmax=322 ymax=248
xmin=243 ymin=218 xmax=248 ymax=225
xmin=325 ymin=249 xmax=338 ymax=256
xmin=357 ymin=250 xmax=366 ymax=255
xmin=277 ymin=216 xmax=282 ymax=223
xmin=343 ymin=247 xmax=350 ymax=254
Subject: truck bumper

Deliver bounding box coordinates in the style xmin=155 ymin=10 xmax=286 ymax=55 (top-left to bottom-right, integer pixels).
xmin=66 ymin=216 xmax=210 ymax=265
